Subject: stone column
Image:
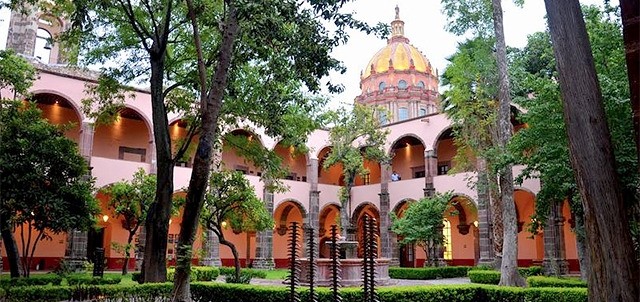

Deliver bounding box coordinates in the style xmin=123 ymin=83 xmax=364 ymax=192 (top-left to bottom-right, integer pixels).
xmin=543 ymin=201 xmax=569 ymax=275
xmin=423 ymin=149 xmax=437 ymax=197
xmin=201 ymin=230 xmax=222 ymax=267
xmin=379 ymin=162 xmax=398 ymax=265
xmin=306 ymin=158 xmax=320 ymax=261
xmin=135 ymin=225 xmax=145 ymax=270
xmin=65 ymin=230 xmax=88 ymax=270
xmin=6 ymin=7 xmax=38 ymax=58
xmin=476 ymin=158 xmax=495 ymax=266
xmin=64 ymin=121 xmax=95 ymax=270
xmin=253 ymin=184 xmax=275 ymax=269
xmin=148 ymin=140 xmax=157 ymax=174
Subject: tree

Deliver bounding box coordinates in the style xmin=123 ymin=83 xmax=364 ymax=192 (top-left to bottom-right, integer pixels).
xmin=509 ymin=5 xmax=637 ymax=279
xmin=543 ymin=0 xmax=640 ymax=300
xmin=322 ymin=104 xmax=389 ymax=238
xmin=0 ymin=101 xmax=99 ymax=277
xmin=391 ymin=193 xmax=452 ymax=267
xmin=64 ymin=0 xmax=386 ymax=293
xmin=199 ymin=170 xmax=273 ymax=282
xmin=441 ymin=0 xmax=524 ymax=286
xmin=0 ymin=49 xmax=37 ymax=278
xmin=102 ymin=168 xmax=156 ymax=275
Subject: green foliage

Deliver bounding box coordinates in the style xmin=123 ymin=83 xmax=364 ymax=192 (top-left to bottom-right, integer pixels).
xmin=468 ymin=270 xmax=501 ymax=285
xmin=0 ymin=101 xmax=99 ymax=276
xmin=166 ymin=266 xmax=220 ymax=282
xmin=201 ymin=170 xmax=273 ymax=236
xmin=0 ymin=282 xmax=588 ymax=302
xmin=66 ymin=275 xmax=122 ymax=285
xmin=0 ymin=274 xmax=63 ymax=288
xmin=102 ymin=168 xmax=156 ymax=233
xmin=388 ymin=266 xmax=472 ymax=279
xmin=469 ymin=267 xmax=543 ymax=284
xmin=218 ymin=267 xmax=267 ymax=279
xmin=223 ymin=272 xmax=253 ymax=284
xmin=508 ymin=5 xmax=637 ymax=236
xmin=527 ymin=276 xmax=587 ymax=288
xmin=441 ymin=37 xmax=499 ymax=172
xmin=0 ymin=49 xmax=37 ymax=98
xmin=323 ymin=104 xmax=390 ymax=197
xmin=391 ymin=193 xmax=452 ymax=266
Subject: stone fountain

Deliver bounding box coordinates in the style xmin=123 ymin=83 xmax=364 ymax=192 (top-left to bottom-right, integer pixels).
xmin=299 ymin=239 xmax=391 ymax=286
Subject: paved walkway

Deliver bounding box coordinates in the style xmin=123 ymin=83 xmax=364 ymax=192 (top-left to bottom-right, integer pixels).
xmin=250 ymin=277 xmax=471 ymax=287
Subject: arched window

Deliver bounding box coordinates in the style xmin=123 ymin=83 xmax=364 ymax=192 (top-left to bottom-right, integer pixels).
xmin=398 ymin=80 xmax=407 ymax=89
xmin=35 ymin=28 xmax=52 ymax=64
xmin=416 ymin=81 xmax=425 ymax=88
xmin=419 ymin=107 xmax=427 ymax=116
xmin=398 ymin=107 xmax=409 ymax=121
xmin=379 ymin=82 xmax=386 ymax=91
xmin=443 ymin=219 xmax=452 ymax=260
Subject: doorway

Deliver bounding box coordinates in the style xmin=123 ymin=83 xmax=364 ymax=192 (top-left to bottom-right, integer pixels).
xmin=87 ymin=227 xmax=105 ymax=263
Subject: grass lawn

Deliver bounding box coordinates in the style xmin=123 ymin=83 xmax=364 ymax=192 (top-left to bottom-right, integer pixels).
xmin=262 ymin=269 xmax=288 ymax=280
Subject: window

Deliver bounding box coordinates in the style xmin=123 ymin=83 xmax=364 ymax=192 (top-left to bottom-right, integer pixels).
xmin=416 ymin=81 xmax=425 ymax=88
xmin=235 ymin=165 xmax=248 ymax=174
xmin=378 ymin=81 xmax=386 ymax=91
xmin=398 ymin=107 xmax=409 ymax=121
xmin=378 ymin=111 xmax=388 ymax=125
xmin=437 ymin=162 xmax=450 ymax=175
xmin=35 ymin=28 xmax=52 ymax=64
xmin=119 ymin=146 xmax=146 ymax=162
xmin=362 ymin=173 xmax=370 ymax=185
xmin=443 ymin=219 xmax=452 ymax=260
xmin=398 ymin=80 xmax=407 ymax=89
xmin=412 ymin=166 xmax=425 ymax=178
xmin=419 ymin=107 xmax=427 ymax=116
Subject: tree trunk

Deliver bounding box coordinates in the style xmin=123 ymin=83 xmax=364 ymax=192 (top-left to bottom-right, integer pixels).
xmin=221 ymin=238 xmax=242 ymax=281
xmin=0 ymin=214 xmax=20 ymax=278
xmin=123 ymin=231 xmax=135 ymax=275
xmin=489 ymin=176 xmax=503 ymax=268
xmin=620 ymin=0 xmax=640 ymax=177
xmin=141 ymin=53 xmax=174 ymax=283
xmin=544 ymin=0 xmax=640 ymax=300
xmin=490 ymin=0 xmax=524 ymax=287
xmin=172 ymin=3 xmax=239 ymax=301
xmin=340 ymin=183 xmax=352 ymax=240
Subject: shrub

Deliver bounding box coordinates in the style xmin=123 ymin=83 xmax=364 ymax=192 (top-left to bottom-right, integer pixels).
xmin=468 ymin=270 xmax=500 ymax=285
xmin=167 ymin=266 xmax=220 ymax=282
xmin=224 ymin=272 xmax=253 ymax=284
xmin=389 ymin=266 xmax=472 ymax=280
xmin=0 ymin=274 xmax=63 ymax=288
xmin=527 ymin=276 xmax=587 ymax=288
xmin=219 ymin=267 xmax=267 ymax=279
xmin=131 ymin=272 xmax=142 ymax=283
xmin=66 ymin=274 xmax=122 ymax=285
xmin=519 ymin=266 xmax=543 ymax=277
xmin=0 ymin=283 xmax=588 ymax=302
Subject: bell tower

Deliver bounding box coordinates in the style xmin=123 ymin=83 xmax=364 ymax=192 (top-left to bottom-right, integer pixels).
xmin=6 ymin=5 xmax=68 ymax=64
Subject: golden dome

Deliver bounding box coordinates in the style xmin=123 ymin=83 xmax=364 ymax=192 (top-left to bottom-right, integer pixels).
xmin=362 ymin=6 xmax=433 ymax=79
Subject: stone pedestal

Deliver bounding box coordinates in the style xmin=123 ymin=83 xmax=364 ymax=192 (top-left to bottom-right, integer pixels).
xmin=201 ymin=230 xmax=222 ymax=267
xmin=299 ymin=258 xmax=391 ymax=287
xmin=65 ymin=230 xmax=88 ymax=271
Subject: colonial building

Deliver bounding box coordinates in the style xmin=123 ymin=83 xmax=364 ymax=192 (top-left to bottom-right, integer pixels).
xmin=1 ymin=6 xmax=577 ymax=273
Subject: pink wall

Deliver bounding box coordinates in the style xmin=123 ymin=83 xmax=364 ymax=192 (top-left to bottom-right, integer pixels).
xmin=93 ymin=116 xmax=150 ymax=162
xmin=391 ymin=144 xmax=425 ymax=180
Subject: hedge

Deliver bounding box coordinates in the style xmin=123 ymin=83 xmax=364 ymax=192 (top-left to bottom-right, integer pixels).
xmin=468 ymin=266 xmax=544 ymax=285
xmin=0 ymin=274 xmax=63 ymax=288
xmin=219 ymin=267 xmax=268 ymax=279
xmin=389 ymin=266 xmax=472 ymax=280
xmin=66 ymin=274 xmax=122 ymax=285
xmin=0 ymin=282 xmax=587 ymax=302
xmin=527 ymin=276 xmax=587 ymax=288
xmin=132 ymin=266 xmax=220 ymax=283
xmin=468 ymin=270 xmax=501 ymax=285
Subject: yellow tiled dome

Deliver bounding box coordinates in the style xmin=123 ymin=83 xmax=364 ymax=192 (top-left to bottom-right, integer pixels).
xmin=362 ymin=41 xmax=432 ymax=78
xmin=362 ymin=6 xmax=433 ymax=79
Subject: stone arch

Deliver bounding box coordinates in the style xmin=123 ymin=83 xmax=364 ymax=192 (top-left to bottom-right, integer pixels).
xmin=221 ymin=129 xmax=265 ymax=175
xmin=319 ymin=203 xmax=341 ymax=237
xmin=387 ymin=134 xmax=427 ymax=156
xmin=392 ymin=198 xmax=417 ymax=217
xmin=92 ymin=106 xmax=153 ymax=163
xmin=351 ymin=202 xmax=381 ymax=258
xmin=273 ymin=140 xmax=309 ymax=181
xmin=447 ymin=194 xmax=477 ymax=235
xmin=317 ymin=146 xmax=343 ymax=186
xmin=389 ymin=135 xmax=426 ymax=181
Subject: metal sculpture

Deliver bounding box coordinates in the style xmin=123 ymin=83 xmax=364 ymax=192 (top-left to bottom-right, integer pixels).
xmin=306 ymin=226 xmax=318 ymax=302
xmin=330 ymin=224 xmax=342 ymax=302
xmin=362 ymin=214 xmax=379 ymax=302
xmin=287 ymin=221 xmax=301 ymax=302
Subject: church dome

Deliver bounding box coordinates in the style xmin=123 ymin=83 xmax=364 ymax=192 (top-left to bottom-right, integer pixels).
xmin=361 ymin=6 xmax=434 ymax=80
xmin=362 ymin=40 xmax=432 ymax=79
